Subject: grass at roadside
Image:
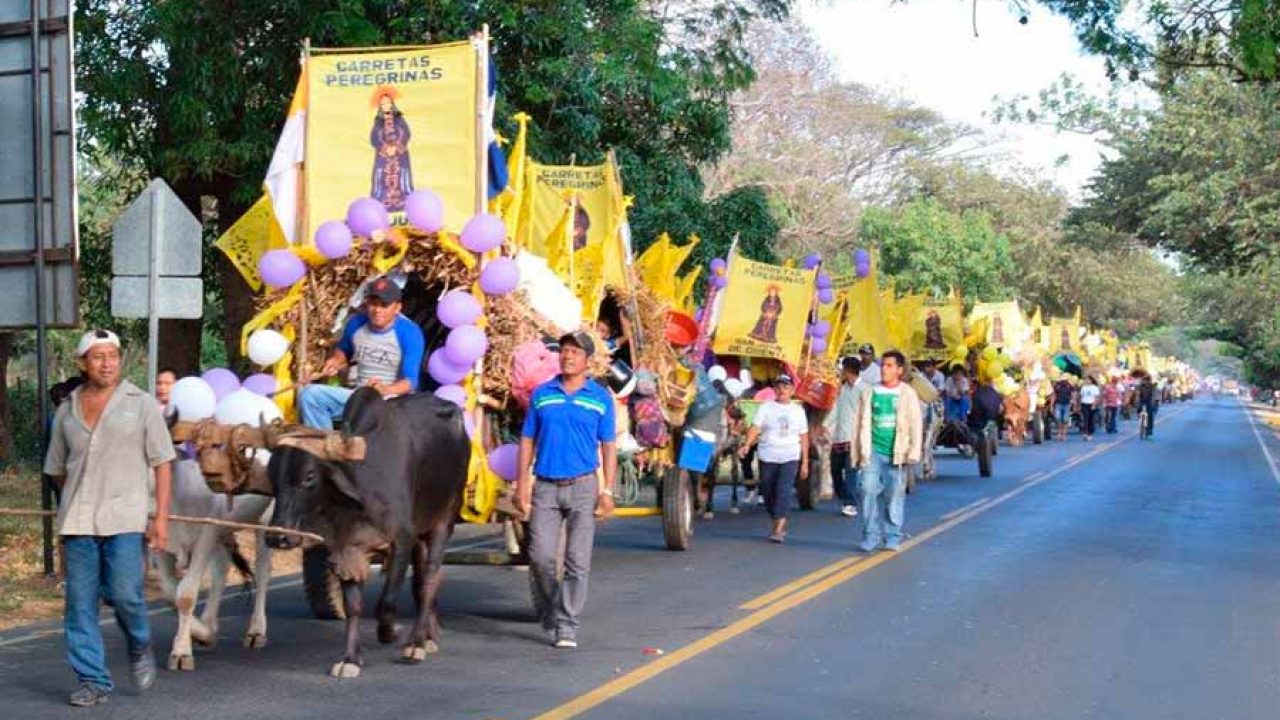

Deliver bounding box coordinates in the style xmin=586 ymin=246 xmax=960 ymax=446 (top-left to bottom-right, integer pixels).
xmin=0 ymin=464 xmax=63 ymax=630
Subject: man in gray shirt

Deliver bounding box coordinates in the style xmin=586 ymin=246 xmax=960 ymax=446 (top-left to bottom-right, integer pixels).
xmin=44 ymin=330 xmax=175 ymax=706
xmin=299 ymin=275 xmax=427 ymax=429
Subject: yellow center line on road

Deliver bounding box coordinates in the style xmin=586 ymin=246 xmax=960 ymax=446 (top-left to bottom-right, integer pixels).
xmin=530 ymin=407 xmax=1188 ymax=720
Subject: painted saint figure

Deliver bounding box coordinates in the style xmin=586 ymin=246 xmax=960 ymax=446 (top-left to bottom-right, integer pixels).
xmin=1060 ymin=324 xmax=1072 ymax=352
xmin=748 ymin=285 xmax=783 ymax=344
xmin=991 ymin=314 xmax=1005 ymax=344
xmin=370 ymin=87 xmax=415 ymax=212
xmin=924 ymin=309 xmax=946 ymax=350
xmin=573 ymin=206 xmax=591 ymax=251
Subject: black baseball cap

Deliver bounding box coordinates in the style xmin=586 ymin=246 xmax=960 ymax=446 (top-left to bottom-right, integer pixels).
xmin=858 ymin=343 xmax=875 ymax=355
xmin=367 ymin=276 xmax=402 ymax=303
xmin=558 ymin=331 xmax=596 ymax=357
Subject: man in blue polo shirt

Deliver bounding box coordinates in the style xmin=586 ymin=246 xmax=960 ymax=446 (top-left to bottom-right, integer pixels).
xmin=515 ymin=331 xmax=617 ymax=649
xmin=299 ymin=275 xmax=425 ymax=429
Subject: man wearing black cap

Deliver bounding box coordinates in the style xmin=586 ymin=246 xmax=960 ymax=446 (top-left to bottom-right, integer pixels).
xmin=857 ymin=343 xmax=881 ymax=387
xmin=299 ymin=275 xmax=426 ymax=429
xmin=515 ymin=331 xmax=617 ymax=649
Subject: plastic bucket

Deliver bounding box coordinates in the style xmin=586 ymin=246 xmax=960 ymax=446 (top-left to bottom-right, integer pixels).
xmin=677 ymin=429 xmax=717 ymax=472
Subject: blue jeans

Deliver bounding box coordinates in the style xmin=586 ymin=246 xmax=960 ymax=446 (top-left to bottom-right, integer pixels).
xmin=63 ymin=534 xmax=151 ymax=692
xmin=858 ymin=453 xmax=906 ymax=549
xmin=299 ymin=385 xmax=355 ymax=430
xmin=1055 ymin=403 xmax=1071 ymax=425
xmin=944 ymin=396 xmax=970 ymax=423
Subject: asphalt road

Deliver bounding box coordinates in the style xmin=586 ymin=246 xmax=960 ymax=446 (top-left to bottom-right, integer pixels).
xmin=3 ymin=397 xmax=1278 ymax=720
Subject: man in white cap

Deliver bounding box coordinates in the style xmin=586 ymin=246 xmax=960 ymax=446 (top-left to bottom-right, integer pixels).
xmin=44 ymin=330 xmax=176 ymax=706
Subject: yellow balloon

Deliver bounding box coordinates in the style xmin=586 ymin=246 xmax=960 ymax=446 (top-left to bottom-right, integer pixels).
xmin=982 ymin=346 xmax=998 ymax=362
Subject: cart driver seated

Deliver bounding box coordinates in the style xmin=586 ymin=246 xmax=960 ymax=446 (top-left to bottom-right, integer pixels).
xmin=298 ymin=275 xmax=426 ymax=430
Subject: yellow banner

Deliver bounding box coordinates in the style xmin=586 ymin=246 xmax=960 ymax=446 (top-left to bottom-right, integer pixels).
xmin=214 ymin=195 xmax=287 ymax=292
xmin=1048 ymin=316 xmax=1081 ymax=354
xmin=833 ymin=275 xmax=891 ymax=356
xmin=527 ymin=161 xmax=617 ymax=254
xmin=970 ymin=300 xmax=1026 ymax=354
xmin=306 ymin=42 xmax=481 ymax=237
xmin=909 ymin=304 xmax=964 ymax=361
xmin=712 ymin=256 xmax=815 ymax=365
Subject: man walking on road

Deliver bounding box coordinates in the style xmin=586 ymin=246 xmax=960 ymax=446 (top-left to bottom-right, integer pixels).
xmin=1135 ymin=370 xmax=1160 ymax=438
xmin=824 ymin=358 xmax=863 ymax=518
xmin=515 ymin=332 xmax=617 ymax=649
xmin=44 ymin=330 xmax=176 ymax=707
xmin=851 ymin=351 xmax=923 ymax=552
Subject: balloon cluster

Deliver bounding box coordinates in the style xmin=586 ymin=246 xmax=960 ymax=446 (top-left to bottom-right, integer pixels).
xmin=169 ymin=371 xmax=284 ymax=425
xmin=806 ymin=319 xmax=832 ymax=354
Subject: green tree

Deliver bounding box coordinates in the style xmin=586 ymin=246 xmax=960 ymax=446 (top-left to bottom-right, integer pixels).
xmin=75 ymin=0 xmax=789 ymax=365
xmin=859 ymin=198 xmax=1013 ymax=301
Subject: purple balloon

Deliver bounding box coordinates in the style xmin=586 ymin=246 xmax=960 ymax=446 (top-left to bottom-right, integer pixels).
xmin=812 ymin=320 xmax=831 ymax=339
xmin=694 ymin=306 xmax=704 ymax=322
xmin=259 ymin=249 xmax=307 ymax=288
xmin=709 ymin=257 xmax=728 ymax=274
xmin=810 ymin=336 xmax=828 ymax=353
xmin=816 ymin=272 xmax=833 ymax=290
xmin=853 ymin=248 xmax=871 ymax=266
xmin=817 ymin=287 xmax=835 ymax=304
xmin=460 ymin=213 xmax=505 ymax=253
xmin=200 ymin=368 xmax=240 ymax=400
xmin=314 ymin=221 xmax=354 ymax=260
xmin=428 ymin=349 xmax=471 ymax=385
xmin=803 ymin=253 xmax=822 ymax=270
xmin=479 ymin=257 xmax=520 ymax=296
xmin=434 ymin=384 xmax=467 ymax=408
xmin=855 ymin=260 xmax=872 ymax=279
xmin=445 ymin=325 xmax=488 ymax=366
xmin=487 ymin=443 xmax=521 ymax=482
xmin=242 ymin=373 xmax=277 ymax=396
xmin=346 ymin=197 xmax=390 ymax=238
xmin=405 ymin=190 xmax=445 ymax=233
xmin=437 ymin=290 xmax=483 ymax=329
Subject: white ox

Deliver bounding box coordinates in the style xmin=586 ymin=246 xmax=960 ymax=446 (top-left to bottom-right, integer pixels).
xmin=152 ymin=456 xmax=274 ymax=671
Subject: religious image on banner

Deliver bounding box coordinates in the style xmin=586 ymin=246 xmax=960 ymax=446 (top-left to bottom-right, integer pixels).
xmin=712 ymin=256 xmax=815 ymax=365
xmin=909 ymin=304 xmax=963 ymax=360
xmin=307 ymin=42 xmax=481 ymax=235
xmin=970 ymin=301 xmax=1026 ymax=355
xmin=369 ymin=86 xmax=415 ymax=210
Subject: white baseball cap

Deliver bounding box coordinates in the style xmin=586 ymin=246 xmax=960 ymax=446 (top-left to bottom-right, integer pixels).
xmin=76 ymin=329 xmax=121 ymax=357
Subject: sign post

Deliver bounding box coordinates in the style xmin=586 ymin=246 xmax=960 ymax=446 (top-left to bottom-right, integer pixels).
xmin=111 ymin=179 xmax=204 ymax=389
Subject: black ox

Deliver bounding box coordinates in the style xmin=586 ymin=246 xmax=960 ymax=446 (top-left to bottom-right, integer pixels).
xmin=266 ymin=387 xmax=470 ymax=678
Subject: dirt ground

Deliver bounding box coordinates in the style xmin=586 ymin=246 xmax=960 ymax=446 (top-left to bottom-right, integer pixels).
xmin=0 ymin=464 xmax=302 ymax=632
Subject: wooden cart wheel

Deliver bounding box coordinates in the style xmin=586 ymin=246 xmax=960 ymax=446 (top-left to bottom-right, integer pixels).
xmin=662 ymin=467 xmax=694 ymax=551
xmin=302 ymin=546 xmax=345 ymax=620
xmin=1032 ymin=411 xmax=1045 ymax=444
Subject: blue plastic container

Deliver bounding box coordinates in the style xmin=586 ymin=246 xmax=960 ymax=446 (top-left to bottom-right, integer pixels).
xmin=677 ymin=429 xmax=717 ymax=472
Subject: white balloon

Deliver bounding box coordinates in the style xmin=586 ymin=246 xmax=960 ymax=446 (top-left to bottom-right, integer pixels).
xmin=215 ymin=388 xmax=283 ymax=426
xmin=707 ymin=365 xmax=728 ymax=383
xmin=247 ymin=329 xmax=291 ymax=367
xmin=170 ymin=377 xmax=217 ymax=422
xmin=723 ymin=378 xmax=745 ymax=398
xmin=739 ymin=368 xmax=753 ymax=385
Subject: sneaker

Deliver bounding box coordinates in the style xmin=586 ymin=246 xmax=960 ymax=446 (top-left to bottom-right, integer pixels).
xmin=129 ymin=650 xmax=157 ymax=692
xmin=767 ymin=533 xmax=785 ymax=543
xmin=884 ymin=540 xmax=901 ymax=552
xmin=554 ymin=636 xmax=578 ymax=649
xmin=857 ymin=542 xmax=880 ymax=553
xmin=840 ymin=505 xmax=857 ymax=517
xmin=68 ymin=683 xmax=110 ymax=707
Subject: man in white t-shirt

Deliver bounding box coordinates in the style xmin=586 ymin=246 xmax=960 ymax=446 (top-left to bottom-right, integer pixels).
xmin=739 ymin=374 xmax=809 ymax=543
xmin=1078 ymin=376 xmax=1101 ymax=440
xmin=856 ymin=344 xmax=881 ymax=387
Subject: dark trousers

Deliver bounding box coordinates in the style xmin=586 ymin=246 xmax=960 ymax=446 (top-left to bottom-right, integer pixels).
xmin=759 ymin=460 xmax=799 ymax=520
xmin=1082 ymin=404 xmax=1097 ymax=435
xmin=741 ymin=445 xmax=757 ymax=481
xmin=1105 ymin=406 xmax=1119 ymax=433
xmin=829 ymin=446 xmax=854 ymax=504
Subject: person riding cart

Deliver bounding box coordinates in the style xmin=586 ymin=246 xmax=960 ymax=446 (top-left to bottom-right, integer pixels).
xmin=298 ymin=275 xmax=426 ymax=430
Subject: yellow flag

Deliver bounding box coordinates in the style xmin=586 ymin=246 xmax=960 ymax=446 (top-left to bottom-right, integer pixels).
xmin=573 ymin=240 xmax=606 ymax=322
xmin=712 ymin=256 xmax=816 ymax=365
xmin=215 ymin=194 xmax=287 ymax=292
xmin=673 ymin=267 xmax=702 ymax=313
xmin=885 ymin=293 xmax=925 ymax=352
xmin=635 ymin=233 xmax=671 ymax=290
xmin=498 ymin=112 xmax=531 ymax=243
xmin=839 ymin=274 xmax=891 ymax=356
xmin=541 ymin=195 xmax=575 ymax=281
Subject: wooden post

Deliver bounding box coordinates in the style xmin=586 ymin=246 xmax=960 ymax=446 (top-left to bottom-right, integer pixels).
xmin=297 ymin=39 xmax=312 ymax=385
xmin=470 ymin=26 xmax=492 ymax=519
